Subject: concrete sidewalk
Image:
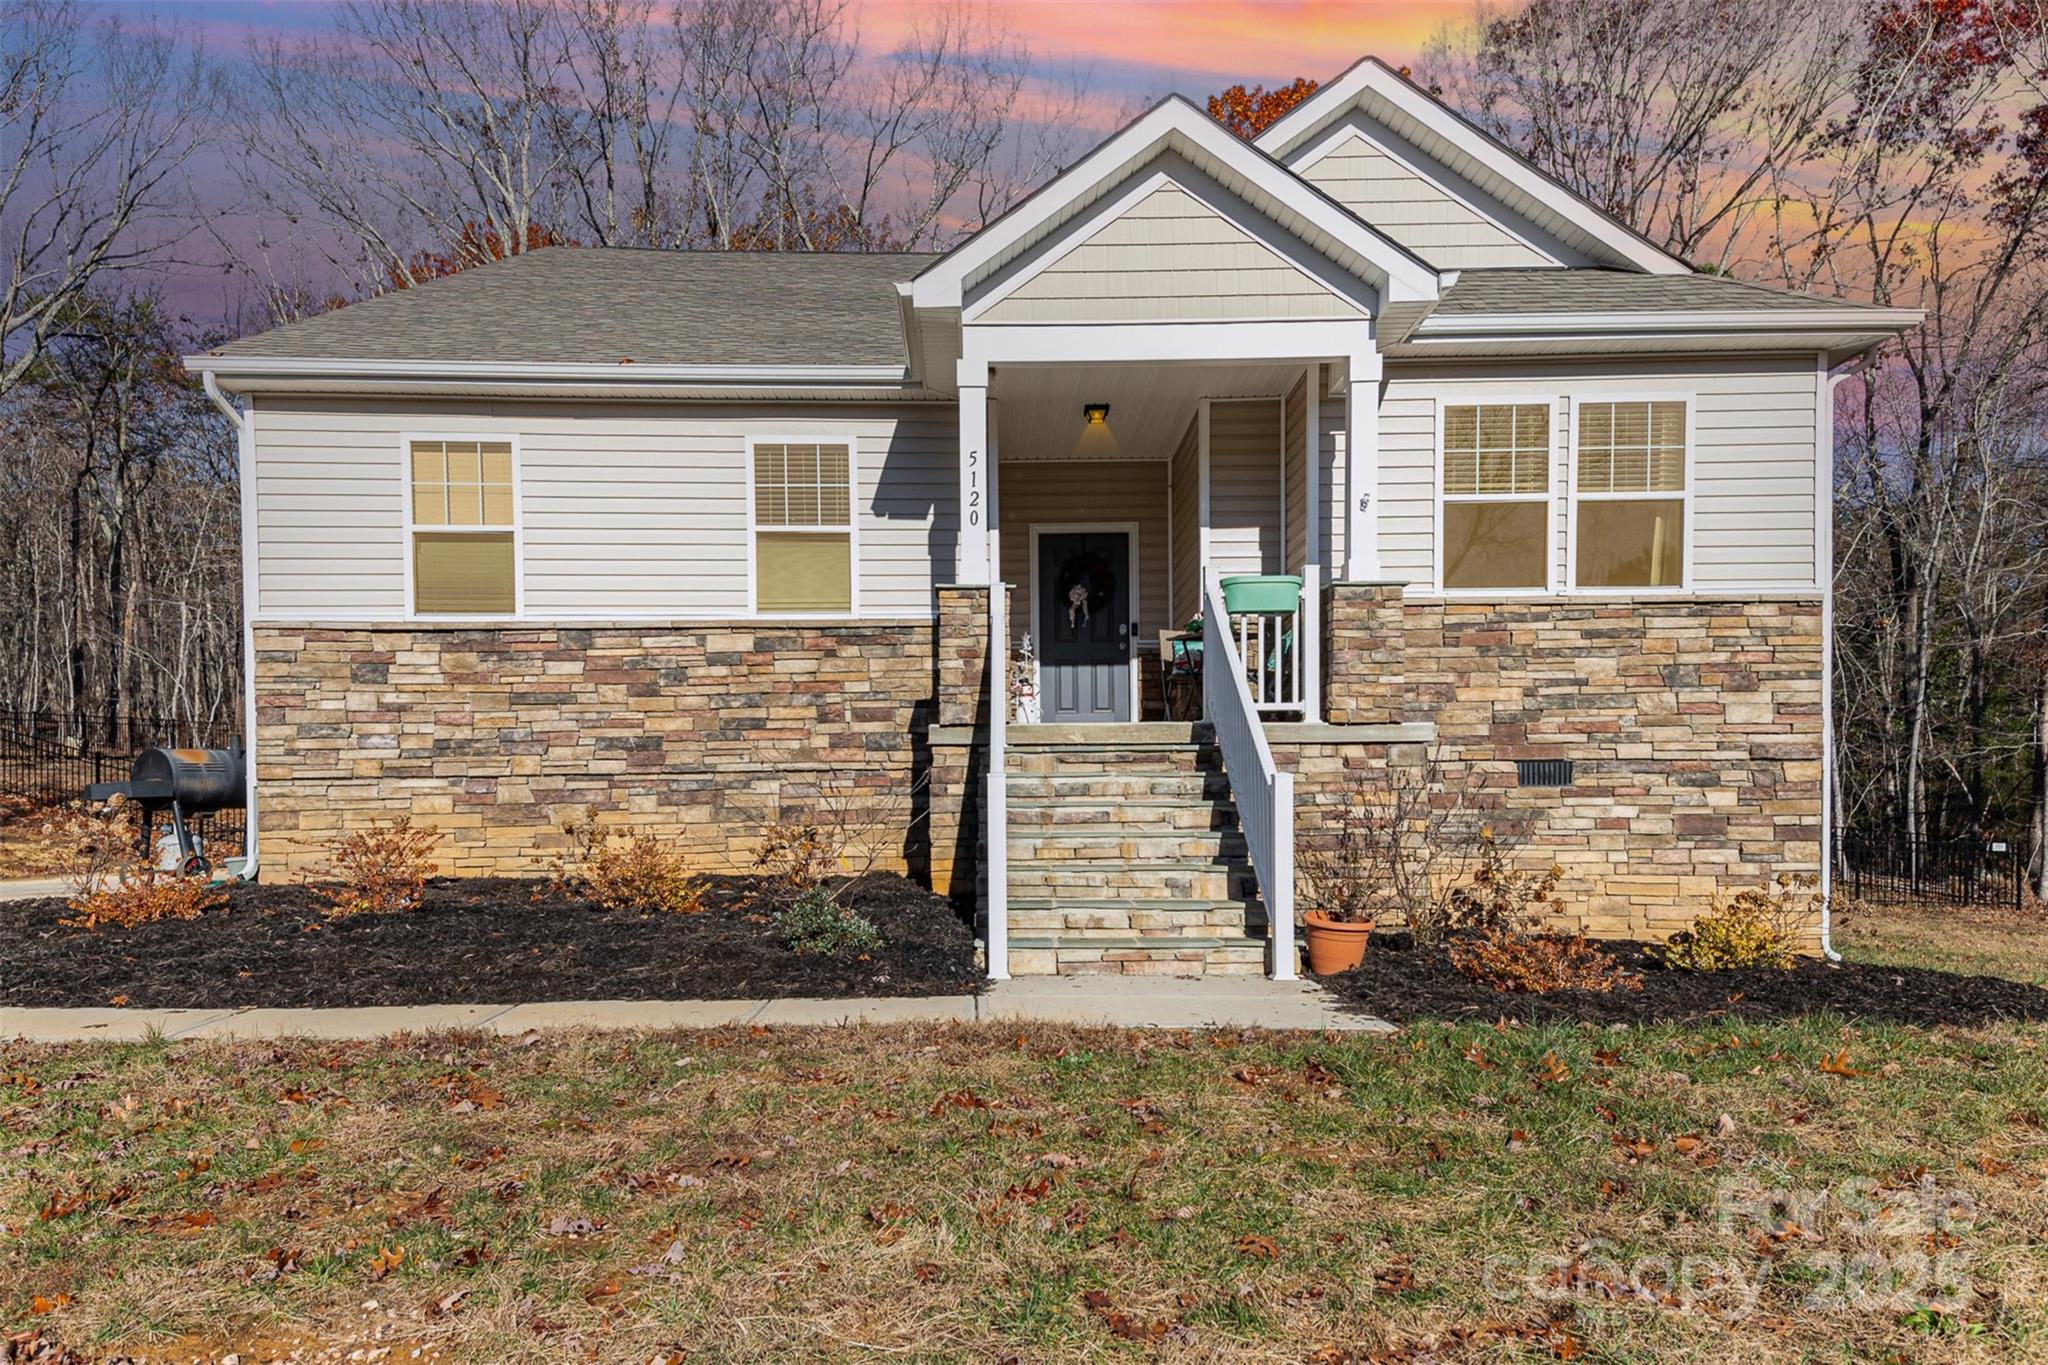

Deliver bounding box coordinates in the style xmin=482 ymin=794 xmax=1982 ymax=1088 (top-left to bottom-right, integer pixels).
xmin=5 ymin=977 xmax=1387 ymax=1043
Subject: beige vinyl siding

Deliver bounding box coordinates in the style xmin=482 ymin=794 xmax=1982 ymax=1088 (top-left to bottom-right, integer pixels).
xmin=1207 ymin=399 xmax=1283 ymax=579
xmin=252 ymin=397 xmax=956 ymax=619
xmin=1169 ymin=418 xmax=1200 ymax=625
xmin=978 ymin=179 xmax=1365 ymax=323
xmin=997 ymin=460 xmax=1167 ymax=647
xmin=1295 ymin=130 xmax=1557 ymax=269
xmin=1282 ymin=374 xmax=1309 ymax=574
xmin=1319 ymin=388 xmax=1349 ymax=580
xmin=1375 ymin=357 xmax=1821 ymax=592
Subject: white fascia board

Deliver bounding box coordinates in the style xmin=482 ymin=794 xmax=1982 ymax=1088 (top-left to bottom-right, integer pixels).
xmin=963 ymin=319 xmax=1377 ymax=367
xmin=1257 ymin=58 xmax=1689 ymax=278
xmin=186 ymin=354 xmax=912 ymax=387
xmin=1413 ymin=307 xmax=1925 ymax=337
xmin=911 ymin=97 xmax=1441 ymax=312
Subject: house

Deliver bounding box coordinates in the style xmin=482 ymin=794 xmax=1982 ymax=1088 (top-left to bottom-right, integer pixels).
xmin=189 ymin=59 xmax=1919 ymax=980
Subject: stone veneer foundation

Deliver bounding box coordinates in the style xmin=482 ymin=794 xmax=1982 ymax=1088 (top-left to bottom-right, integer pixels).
xmin=1312 ymin=583 xmax=1823 ymax=941
xmin=251 ymin=619 xmax=969 ymax=886
xmin=254 ymin=583 xmax=1821 ymax=949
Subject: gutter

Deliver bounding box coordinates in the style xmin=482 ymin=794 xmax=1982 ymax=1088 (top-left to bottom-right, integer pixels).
xmin=1410 ymin=307 xmax=1926 ymax=341
xmin=201 ymin=371 xmax=260 ymax=886
xmin=1816 ymin=350 xmax=1877 ymax=961
xmin=185 ymin=355 xmax=916 ymax=388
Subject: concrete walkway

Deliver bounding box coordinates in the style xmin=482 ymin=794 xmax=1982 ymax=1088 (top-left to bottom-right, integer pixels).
xmin=5 ymin=977 xmax=1387 ymax=1043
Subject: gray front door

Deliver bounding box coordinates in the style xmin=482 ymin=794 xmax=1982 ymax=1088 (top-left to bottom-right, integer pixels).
xmin=1039 ymin=531 xmax=1132 ymax=723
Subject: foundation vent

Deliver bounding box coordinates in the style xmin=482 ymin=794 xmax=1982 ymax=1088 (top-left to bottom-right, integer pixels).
xmin=1515 ymin=759 xmax=1575 ymax=788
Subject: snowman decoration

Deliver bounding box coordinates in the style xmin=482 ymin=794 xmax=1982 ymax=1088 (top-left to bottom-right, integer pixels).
xmin=1011 ymin=634 xmax=1042 ymax=724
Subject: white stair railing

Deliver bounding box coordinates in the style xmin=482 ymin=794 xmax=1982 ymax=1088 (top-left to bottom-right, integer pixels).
xmin=984 ymin=583 xmax=1010 ymax=980
xmin=1202 ymin=567 xmax=1296 ymax=980
xmin=1230 ymin=566 xmax=1318 ymax=717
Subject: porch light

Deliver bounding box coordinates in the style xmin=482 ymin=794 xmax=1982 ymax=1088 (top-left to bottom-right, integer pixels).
xmin=1083 ymin=403 xmax=1110 ymax=425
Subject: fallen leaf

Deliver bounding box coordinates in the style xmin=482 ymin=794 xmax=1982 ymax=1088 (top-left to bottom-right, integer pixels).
xmin=1234 ymin=1233 xmax=1279 ymax=1261
xmin=30 ymin=1293 xmax=72 ymax=1314
xmin=1818 ymin=1050 xmax=1867 ymax=1078
xmin=367 ymin=1245 xmax=404 ymax=1281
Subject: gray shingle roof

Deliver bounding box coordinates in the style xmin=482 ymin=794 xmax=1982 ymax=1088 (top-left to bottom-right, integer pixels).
xmin=208 ymin=247 xmax=938 ymax=367
xmin=1432 ymin=267 xmax=1877 ymax=316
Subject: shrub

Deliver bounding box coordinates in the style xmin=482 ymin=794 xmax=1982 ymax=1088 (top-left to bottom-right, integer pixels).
xmin=552 ymin=814 xmax=702 ymax=914
xmin=1653 ymin=874 xmax=1817 ymax=971
xmin=1448 ymin=927 xmax=1641 ymax=994
xmin=312 ymin=818 xmax=439 ymax=918
xmin=1443 ymin=833 xmax=1565 ymax=937
xmin=1440 ymin=836 xmax=1638 ymax=994
xmin=1298 ymin=749 xmax=1490 ymax=942
xmin=64 ymin=869 xmax=228 ymax=930
xmin=775 ymin=885 xmax=883 ymax=957
xmin=752 ymin=819 xmax=836 ymax=899
xmin=42 ymin=799 xmax=145 ymax=901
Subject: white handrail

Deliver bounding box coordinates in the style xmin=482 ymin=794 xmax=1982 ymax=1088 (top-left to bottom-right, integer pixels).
xmin=1202 ymin=567 xmax=1296 ymax=980
xmin=985 ymin=584 xmax=1010 ymax=980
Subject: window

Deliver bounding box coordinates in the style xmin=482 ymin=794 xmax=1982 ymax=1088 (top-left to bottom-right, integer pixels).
xmin=752 ymin=440 xmax=854 ymax=613
xmin=409 ymin=438 xmax=515 ymax=614
xmin=1440 ymin=402 xmax=1551 ymax=591
xmin=1574 ymin=401 xmax=1686 ymax=589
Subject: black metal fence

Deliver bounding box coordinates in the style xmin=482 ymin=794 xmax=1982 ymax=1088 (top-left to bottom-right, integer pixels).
xmin=1835 ymin=832 xmax=2037 ymax=909
xmin=0 ymin=709 xmax=247 ymax=862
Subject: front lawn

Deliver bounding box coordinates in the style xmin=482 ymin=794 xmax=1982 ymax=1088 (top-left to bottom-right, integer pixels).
xmin=0 ymin=873 xmax=979 ymax=1009
xmin=5 ymin=1017 xmax=2046 ymax=1362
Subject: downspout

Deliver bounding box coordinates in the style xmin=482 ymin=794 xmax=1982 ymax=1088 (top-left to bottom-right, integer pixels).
xmin=202 ymin=370 xmax=260 ymax=884
xmin=1817 ymin=350 xmax=1875 ymax=961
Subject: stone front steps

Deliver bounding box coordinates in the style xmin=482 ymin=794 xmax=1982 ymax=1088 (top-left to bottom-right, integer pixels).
xmin=1001 ymin=727 xmax=1271 ymax=977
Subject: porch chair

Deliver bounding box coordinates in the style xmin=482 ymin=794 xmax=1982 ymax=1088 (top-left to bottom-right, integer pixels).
xmin=1157 ymin=627 xmax=1202 ymax=721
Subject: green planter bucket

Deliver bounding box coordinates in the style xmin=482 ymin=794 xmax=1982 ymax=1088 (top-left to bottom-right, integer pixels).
xmin=1219 ymin=574 xmax=1304 ymax=614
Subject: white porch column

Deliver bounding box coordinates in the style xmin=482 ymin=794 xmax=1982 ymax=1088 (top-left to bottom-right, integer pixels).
xmin=1342 ymin=350 xmax=1383 ymax=581
xmin=956 ymin=358 xmax=992 ymax=583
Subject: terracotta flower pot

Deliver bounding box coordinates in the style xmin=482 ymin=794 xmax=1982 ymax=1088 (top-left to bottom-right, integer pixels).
xmin=1302 ymin=910 xmax=1375 ymax=975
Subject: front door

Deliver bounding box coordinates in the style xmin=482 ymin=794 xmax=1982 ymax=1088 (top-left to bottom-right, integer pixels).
xmin=1038 ymin=530 xmax=1132 ymax=723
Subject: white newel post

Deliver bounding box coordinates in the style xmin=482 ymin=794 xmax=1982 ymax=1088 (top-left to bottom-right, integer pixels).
xmin=957 ymin=359 xmax=992 ymax=583
xmin=1343 ymin=350 xmax=1382 ymax=582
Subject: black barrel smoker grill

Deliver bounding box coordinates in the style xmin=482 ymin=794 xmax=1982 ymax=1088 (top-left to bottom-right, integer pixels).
xmin=85 ymin=742 xmax=246 ymax=876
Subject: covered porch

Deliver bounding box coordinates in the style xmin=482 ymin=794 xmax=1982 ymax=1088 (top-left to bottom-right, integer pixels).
xmin=988 ymin=361 xmax=1329 ymax=723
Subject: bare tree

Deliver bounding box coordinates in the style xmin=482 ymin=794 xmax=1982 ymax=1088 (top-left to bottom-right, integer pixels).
xmin=233 ymin=0 xmax=1090 ymax=274
xmin=0 ymin=0 xmax=208 ymax=395
xmin=1418 ymin=0 xmax=1860 ymax=269
xmin=235 ymin=0 xmax=584 ymax=294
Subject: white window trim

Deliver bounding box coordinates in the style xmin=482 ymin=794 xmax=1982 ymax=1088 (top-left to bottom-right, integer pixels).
xmin=1564 ymin=392 xmax=1696 ymax=594
xmin=744 ymin=433 xmax=862 ymax=619
xmin=1431 ymin=393 xmax=1561 ymax=596
xmin=399 ymin=431 xmax=524 ymax=620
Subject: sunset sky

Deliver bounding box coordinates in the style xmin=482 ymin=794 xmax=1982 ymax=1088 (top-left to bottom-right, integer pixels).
xmin=94 ymin=0 xmax=1479 ymax=321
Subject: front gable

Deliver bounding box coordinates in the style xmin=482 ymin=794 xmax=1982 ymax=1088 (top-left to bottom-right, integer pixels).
xmin=911 ymin=96 xmax=1441 ymax=320
xmin=1259 ymin=59 xmax=1689 ymax=276
xmin=1293 ymin=120 xmax=1573 ymax=270
xmin=972 ymin=165 xmax=1369 ymax=324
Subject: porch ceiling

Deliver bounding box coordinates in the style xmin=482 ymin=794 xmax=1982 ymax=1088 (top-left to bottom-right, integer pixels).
xmin=994 ymin=361 xmax=1306 ymax=462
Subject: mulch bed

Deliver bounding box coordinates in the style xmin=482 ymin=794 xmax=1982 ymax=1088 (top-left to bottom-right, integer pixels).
xmin=1319 ymin=932 xmax=2048 ymax=1027
xmin=0 ymin=874 xmax=980 ymax=1009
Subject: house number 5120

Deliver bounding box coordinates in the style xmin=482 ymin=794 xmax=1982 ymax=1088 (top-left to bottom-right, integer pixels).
xmin=965 ymin=448 xmax=981 ymax=528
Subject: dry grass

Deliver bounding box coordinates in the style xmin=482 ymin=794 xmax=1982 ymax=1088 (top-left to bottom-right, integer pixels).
xmin=4 ymin=1017 xmax=2047 ymax=1363
xmin=1837 ymin=898 xmax=2048 ymax=987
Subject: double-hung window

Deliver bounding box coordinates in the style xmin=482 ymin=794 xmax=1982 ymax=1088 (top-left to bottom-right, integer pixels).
xmin=752 ymin=440 xmax=855 ymax=613
xmin=1440 ymin=402 xmax=1552 ymax=591
xmin=1574 ymin=400 xmax=1687 ymax=589
xmin=410 ymin=438 xmax=516 ymax=614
